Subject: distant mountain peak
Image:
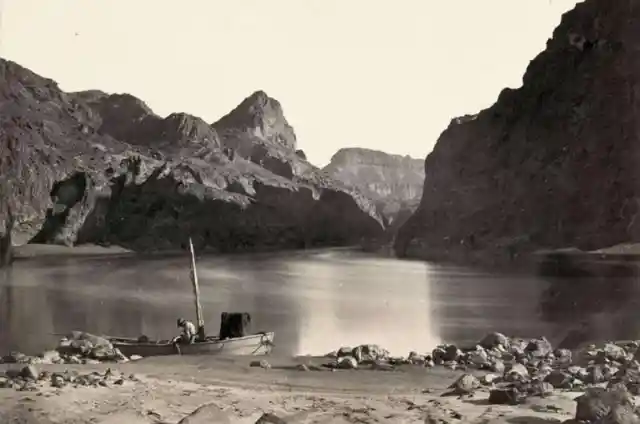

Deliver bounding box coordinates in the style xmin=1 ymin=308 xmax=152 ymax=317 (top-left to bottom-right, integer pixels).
xmin=213 ymin=90 xmax=297 ymax=151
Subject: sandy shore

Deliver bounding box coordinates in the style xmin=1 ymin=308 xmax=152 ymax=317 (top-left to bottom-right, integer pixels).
xmin=0 ymin=354 xmax=585 ymax=424
xmin=12 ymin=243 xmax=134 ymax=259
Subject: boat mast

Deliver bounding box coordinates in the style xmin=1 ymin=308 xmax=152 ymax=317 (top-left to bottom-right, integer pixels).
xmin=188 ymin=237 xmax=205 ymax=339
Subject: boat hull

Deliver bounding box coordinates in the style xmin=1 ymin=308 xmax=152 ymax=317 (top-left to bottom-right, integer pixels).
xmin=110 ymin=332 xmax=275 ymax=358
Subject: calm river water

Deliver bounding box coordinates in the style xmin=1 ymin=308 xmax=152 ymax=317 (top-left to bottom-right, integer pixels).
xmin=0 ymin=249 xmax=638 ymax=356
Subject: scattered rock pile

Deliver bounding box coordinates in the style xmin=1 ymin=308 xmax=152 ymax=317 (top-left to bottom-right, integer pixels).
xmin=0 ymin=331 xmax=142 ymax=366
xmin=319 ymin=335 xmax=640 ymax=422
xmin=0 ymin=365 xmax=138 ymax=391
xmin=324 ymin=344 xmax=392 ymax=370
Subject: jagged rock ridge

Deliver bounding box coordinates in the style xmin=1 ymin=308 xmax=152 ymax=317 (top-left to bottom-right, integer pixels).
xmin=395 ymin=0 xmax=637 ymax=262
xmin=0 ymin=59 xmax=384 ymax=252
xmin=322 ymin=148 xmax=424 ymax=223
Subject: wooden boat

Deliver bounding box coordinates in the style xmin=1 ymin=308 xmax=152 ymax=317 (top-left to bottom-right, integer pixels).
xmin=110 ymin=238 xmax=274 ymax=358
xmin=109 ymin=331 xmax=275 ymax=357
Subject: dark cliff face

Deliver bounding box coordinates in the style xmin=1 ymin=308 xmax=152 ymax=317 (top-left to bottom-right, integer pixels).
xmin=322 ymin=148 xmax=424 ymax=222
xmin=395 ymin=0 xmax=639 ymax=262
xmin=0 ymin=59 xmax=384 ymax=252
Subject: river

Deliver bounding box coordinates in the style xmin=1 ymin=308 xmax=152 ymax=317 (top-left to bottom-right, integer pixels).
xmin=1 ymin=249 xmax=638 ymax=356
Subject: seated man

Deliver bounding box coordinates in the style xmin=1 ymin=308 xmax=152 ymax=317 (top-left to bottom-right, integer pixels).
xmin=173 ymin=318 xmax=197 ymax=345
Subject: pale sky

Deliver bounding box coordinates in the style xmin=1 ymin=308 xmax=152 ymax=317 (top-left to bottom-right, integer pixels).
xmin=1 ymin=0 xmax=579 ymax=166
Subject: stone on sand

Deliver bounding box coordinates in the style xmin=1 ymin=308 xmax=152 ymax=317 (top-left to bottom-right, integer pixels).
xmin=575 ymin=384 xmax=639 ymax=424
xmin=177 ymin=402 xmax=232 ymax=424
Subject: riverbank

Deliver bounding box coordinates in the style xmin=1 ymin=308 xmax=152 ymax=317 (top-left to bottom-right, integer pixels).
xmin=10 ymin=243 xmax=361 ymax=263
xmin=0 ymin=354 xmax=582 ymax=424
xmin=2 ymin=333 xmax=639 ymax=423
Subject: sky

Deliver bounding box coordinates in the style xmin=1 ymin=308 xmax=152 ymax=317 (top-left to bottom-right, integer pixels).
xmin=0 ymin=0 xmax=580 ymax=166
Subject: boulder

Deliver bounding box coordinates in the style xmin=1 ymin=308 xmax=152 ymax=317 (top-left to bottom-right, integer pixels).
xmin=479 ymin=332 xmax=510 ymax=350
xmin=575 ymin=384 xmax=639 ymax=424
xmin=545 ymin=370 xmax=573 ymax=389
xmin=446 ymin=373 xmax=481 ymax=395
xmin=336 ymin=356 xmax=358 ymax=370
xmin=489 ymin=388 xmax=525 ymax=405
xmin=177 ymin=403 xmax=232 ymax=424
xmin=525 ymin=337 xmax=554 ymax=358
xmin=255 ymin=413 xmax=287 ymax=424
xmin=351 ymin=344 xmax=389 ymax=363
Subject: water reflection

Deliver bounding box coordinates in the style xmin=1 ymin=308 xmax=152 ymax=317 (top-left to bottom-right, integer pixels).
xmin=428 ymin=265 xmax=557 ymax=346
xmin=291 ymin=255 xmax=439 ymax=356
xmin=4 ymin=250 xmax=640 ymax=357
xmin=537 ymin=255 xmax=640 ymax=346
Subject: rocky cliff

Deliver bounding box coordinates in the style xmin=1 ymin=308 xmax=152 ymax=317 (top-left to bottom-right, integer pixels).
xmin=322 ymin=148 xmax=424 ymax=223
xmin=395 ymin=0 xmax=638 ymax=262
xmin=0 ymin=59 xmax=384 ymax=253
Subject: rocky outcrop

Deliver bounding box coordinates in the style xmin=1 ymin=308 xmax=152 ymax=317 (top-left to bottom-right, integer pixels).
xmin=0 ymin=59 xmax=384 ymax=252
xmin=322 ymin=148 xmax=424 ymax=223
xmin=395 ymin=0 xmax=639 ymax=263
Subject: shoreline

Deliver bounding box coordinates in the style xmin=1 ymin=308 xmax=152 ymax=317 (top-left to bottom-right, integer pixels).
xmin=0 ymin=352 xmax=584 ymax=424
xmin=9 ymin=243 xmax=363 ymax=263
xmin=1 ymin=333 xmax=637 ymax=423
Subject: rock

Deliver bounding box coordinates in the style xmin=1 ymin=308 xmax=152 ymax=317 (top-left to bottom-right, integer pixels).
xmin=0 ymin=376 xmax=10 ymax=388
xmin=489 ymin=388 xmax=525 ymax=405
xmin=18 ymin=381 xmax=38 ymax=391
xmin=481 ymin=373 xmax=500 ymax=385
xmin=177 ymin=402 xmax=232 ymax=424
xmin=554 ymin=348 xmax=572 ymax=363
xmin=66 ymin=355 xmax=83 ymax=364
xmin=604 ymin=343 xmax=628 ymax=361
xmin=129 ymin=355 xmax=143 ymax=361
xmin=50 ymin=374 xmax=66 ymax=388
xmin=88 ymin=345 xmax=127 ymax=362
xmin=394 ymin=0 xmax=640 ymax=263
xmin=567 ymin=365 xmax=586 ymax=376
xmin=585 ymin=364 xmax=608 ymax=384
xmin=432 ymin=347 xmax=446 ymax=364
xmin=250 ymin=360 xmax=271 ymax=369
xmin=447 ymin=373 xmax=481 ymax=395
xmin=545 ymin=370 xmax=573 ymax=389
xmin=443 ymin=361 xmax=459 ymax=370
xmin=479 ymin=332 xmax=510 ymax=350
xmin=468 ymin=346 xmax=490 ymax=367
xmin=531 ymin=381 xmax=555 ymax=397
xmin=389 ymin=356 xmax=409 ymax=365
xmin=505 ymin=363 xmax=529 ymax=382
xmin=1 ymin=352 xmax=26 ymax=364
xmin=525 ymin=337 xmax=554 ymax=358
xmin=443 ymin=345 xmax=461 ymax=362
xmin=0 ymin=59 xmax=384 ymax=260
xmin=352 ymin=344 xmax=389 ymax=363
xmin=336 ymin=356 xmax=358 ymax=370
xmin=336 ymin=347 xmax=352 ymax=357
xmin=20 ymin=365 xmax=39 ymax=381
xmin=39 ymin=350 xmax=62 ymax=364
xmin=408 ymin=351 xmax=425 ymax=365
xmin=322 ymin=148 xmax=424 ymax=225
xmin=575 ymin=384 xmax=639 ymax=424
xmin=491 ymin=359 xmax=506 ymax=374
xmin=255 ymin=413 xmax=287 ymax=424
